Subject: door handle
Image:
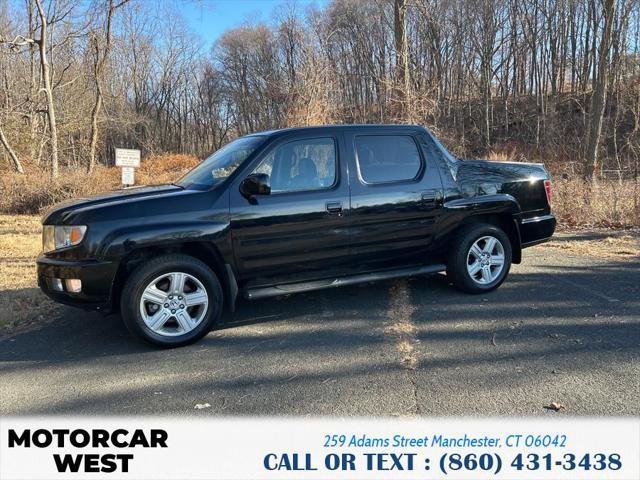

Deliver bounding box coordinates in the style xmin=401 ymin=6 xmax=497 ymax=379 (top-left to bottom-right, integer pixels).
xmin=421 ymin=193 xmax=441 ymax=204
xmin=326 ymin=202 xmax=343 ymax=214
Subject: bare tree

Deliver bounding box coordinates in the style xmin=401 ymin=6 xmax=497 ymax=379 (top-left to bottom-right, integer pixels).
xmin=0 ymin=121 xmax=24 ymax=173
xmin=392 ymin=0 xmax=410 ymax=120
xmin=33 ymin=0 xmax=59 ymax=177
xmin=25 ymin=0 xmax=40 ymax=164
xmin=0 ymin=2 xmax=24 ymax=173
xmin=0 ymin=0 xmax=637 ymax=186
xmin=88 ymin=0 xmax=130 ymax=172
xmin=584 ymin=0 xmax=617 ymax=180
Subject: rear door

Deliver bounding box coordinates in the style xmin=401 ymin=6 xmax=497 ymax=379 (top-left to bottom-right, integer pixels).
xmin=344 ymin=129 xmax=444 ymax=270
xmin=229 ymin=132 xmax=350 ymax=285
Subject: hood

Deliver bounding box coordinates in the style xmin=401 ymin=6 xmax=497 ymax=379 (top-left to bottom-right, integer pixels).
xmin=42 ymin=184 xmax=184 ymax=225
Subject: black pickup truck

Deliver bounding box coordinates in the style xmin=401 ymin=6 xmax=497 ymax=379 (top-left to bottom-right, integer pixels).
xmin=38 ymin=125 xmax=555 ymax=346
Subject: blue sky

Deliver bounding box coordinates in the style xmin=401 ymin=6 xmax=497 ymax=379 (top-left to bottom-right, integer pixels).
xmin=179 ymin=0 xmax=328 ymax=47
xmin=6 ymin=0 xmax=327 ymax=49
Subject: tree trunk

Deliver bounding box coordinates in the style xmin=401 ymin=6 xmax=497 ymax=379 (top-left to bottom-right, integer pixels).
xmin=393 ymin=0 xmax=410 ymax=120
xmin=27 ymin=0 xmax=39 ymax=163
xmin=88 ymin=30 xmax=103 ymax=173
xmin=0 ymin=122 xmax=24 ymax=173
xmin=89 ymin=0 xmax=124 ymax=172
xmin=34 ymin=0 xmax=59 ymax=177
xmin=88 ymin=81 xmax=103 ymax=172
xmin=584 ymin=0 xmax=615 ymax=181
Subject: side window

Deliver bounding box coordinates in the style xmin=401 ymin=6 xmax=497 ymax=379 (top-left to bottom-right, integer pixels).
xmin=254 ymin=137 xmax=337 ymax=193
xmin=355 ymin=135 xmax=422 ymax=184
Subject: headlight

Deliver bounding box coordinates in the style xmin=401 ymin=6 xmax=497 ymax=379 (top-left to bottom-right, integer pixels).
xmin=42 ymin=225 xmax=87 ymax=253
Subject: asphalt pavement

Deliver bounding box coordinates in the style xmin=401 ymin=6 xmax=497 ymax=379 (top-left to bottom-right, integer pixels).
xmin=1 ymin=235 xmax=638 ymax=416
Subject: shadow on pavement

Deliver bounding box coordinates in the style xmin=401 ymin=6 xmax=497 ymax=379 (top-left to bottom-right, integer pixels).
xmin=1 ymin=260 xmax=638 ymax=364
xmin=0 ymin=258 xmax=638 ymax=415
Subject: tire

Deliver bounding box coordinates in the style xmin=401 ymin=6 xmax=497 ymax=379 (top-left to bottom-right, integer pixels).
xmin=446 ymin=223 xmax=512 ymax=294
xmin=120 ymin=254 xmax=223 ymax=347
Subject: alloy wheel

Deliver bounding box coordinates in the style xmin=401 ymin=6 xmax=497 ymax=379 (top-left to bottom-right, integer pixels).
xmin=466 ymin=235 xmax=505 ymax=285
xmin=139 ymin=272 xmax=209 ymax=337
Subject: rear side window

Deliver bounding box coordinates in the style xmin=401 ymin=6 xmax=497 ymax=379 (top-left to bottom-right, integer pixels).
xmin=355 ymin=135 xmax=422 ymax=184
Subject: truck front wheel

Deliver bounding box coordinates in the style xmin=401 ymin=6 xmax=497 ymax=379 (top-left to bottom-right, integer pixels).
xmin=120 ymin=254 xmax=223 ymax=347
xmin=447 ymin=223 xmax=512 ymax=294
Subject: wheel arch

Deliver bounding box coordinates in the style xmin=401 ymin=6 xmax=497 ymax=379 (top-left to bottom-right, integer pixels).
xmin=450 ymin=213 xmax=522 ymax=264
xmin=110 ymin=242 xmax=234 ymax=313
xmin=442 ymin=194 xmax=522 ymax=264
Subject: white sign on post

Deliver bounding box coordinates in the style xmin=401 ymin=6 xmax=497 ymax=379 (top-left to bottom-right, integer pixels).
xmin=121 ymin=166 xmax=135 ymax=186
xmin=115 ymin=148 xmax=140 ymax=186
xmin=115 ymin=148 xmax=140 ymax=168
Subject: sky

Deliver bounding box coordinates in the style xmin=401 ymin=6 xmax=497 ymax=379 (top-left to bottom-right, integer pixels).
xmin=178 ymin=0 xmax=328 ymax=47
xmin=5 ymin=0 xmax=327 ymax=50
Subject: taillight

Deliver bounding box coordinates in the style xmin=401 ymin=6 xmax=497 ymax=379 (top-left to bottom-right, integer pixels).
xmin=543 ymin=179 xmax=552 ymax=205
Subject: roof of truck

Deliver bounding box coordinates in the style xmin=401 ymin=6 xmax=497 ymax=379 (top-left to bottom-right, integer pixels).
xmin=246 ymin=124 xmax=427 ymax=138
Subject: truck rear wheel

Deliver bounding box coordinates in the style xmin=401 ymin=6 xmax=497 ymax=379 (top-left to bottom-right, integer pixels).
xmin=120 ymin=254 xmax=223 ymax=347
xmin=447 ymin=223 xmax=512 ymax=294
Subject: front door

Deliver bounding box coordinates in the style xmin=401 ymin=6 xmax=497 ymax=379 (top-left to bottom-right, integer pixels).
xmin=229 ymin=133 xmax=350 ymax=286
xmin=343 ymin=129 xmax=444 ymax=270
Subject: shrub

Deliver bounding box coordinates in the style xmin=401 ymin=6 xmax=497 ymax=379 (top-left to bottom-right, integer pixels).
xmin=0 ymin=154 xmax=199 ymax=215
xmin=553 ymin=178 xmax=640 ymax=228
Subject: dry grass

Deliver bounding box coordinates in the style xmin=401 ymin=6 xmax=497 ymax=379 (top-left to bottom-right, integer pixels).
xmin=545 ymin=232 xmax=640 ymax=258
xmin=0 ymin=214 xmax=59 ymax=334
xmin=0 ymin=154 xmax=199 ymax=215
xmin=384 ymin=281 xmax=419 ymax=371
xmin=486 ymin=148 xmax=520 ymax=162
xmin=553 ymin=179 xmax=640 ymax=228
xmin=396 ymin=339 xmax=418 ymax=370
xmin=137 ymin=154 xmax=200 ymax=182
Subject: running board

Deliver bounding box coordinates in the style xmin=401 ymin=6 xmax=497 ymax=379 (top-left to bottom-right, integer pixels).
xmin=244 ymin=264 xmax=446 ymax=300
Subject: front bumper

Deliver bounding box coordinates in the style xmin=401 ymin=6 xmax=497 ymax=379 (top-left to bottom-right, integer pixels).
xmin=37 ymin=256 xmax=118 ymax=309
xmin=519 ymin=214 xmax=556 ymax=247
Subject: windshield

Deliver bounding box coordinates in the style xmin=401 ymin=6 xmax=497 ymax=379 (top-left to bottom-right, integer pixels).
xmin=176 ymin=136 xmax=266 ymax=189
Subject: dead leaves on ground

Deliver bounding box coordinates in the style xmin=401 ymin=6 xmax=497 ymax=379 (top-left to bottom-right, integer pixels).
xmin=544 ymin=402 xmax=566 ymax=412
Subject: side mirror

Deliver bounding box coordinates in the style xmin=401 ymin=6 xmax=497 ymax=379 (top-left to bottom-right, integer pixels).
xmin=240 ymin=173 xmax=271 ymax=199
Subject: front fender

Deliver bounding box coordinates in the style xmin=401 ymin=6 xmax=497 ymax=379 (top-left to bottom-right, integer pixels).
xmin=99 ymin=221 xmax=231 ymax=259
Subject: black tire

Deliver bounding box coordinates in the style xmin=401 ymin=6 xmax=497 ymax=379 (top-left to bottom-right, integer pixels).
xmin=446 ymin=223 xmax=512 ymax=294
xmin=120 ymin=254 xmax=223 ymax=347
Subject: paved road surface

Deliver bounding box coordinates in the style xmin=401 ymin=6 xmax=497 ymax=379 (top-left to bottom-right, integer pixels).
xmin=1 ymin=236 xmax=638 ymax=416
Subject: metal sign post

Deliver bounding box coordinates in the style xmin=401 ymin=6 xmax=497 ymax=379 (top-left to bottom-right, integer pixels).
xmin=115 ymin=148 xmax=140 ymax=187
